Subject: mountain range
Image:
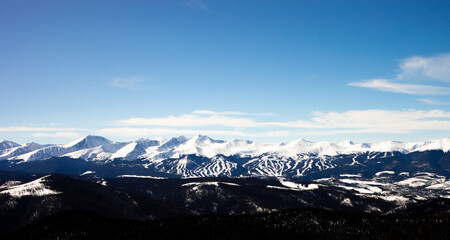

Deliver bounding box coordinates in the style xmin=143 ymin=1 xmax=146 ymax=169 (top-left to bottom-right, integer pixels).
xmin=1 ymin=135 xmax=449 ymax=179
xmin=1 ymin=135 xmax=449 ymax=204
xmin=1 ymin=135 xmax=450 ymax=238
xmin=2 ymin=135 xmax=450 ymax=162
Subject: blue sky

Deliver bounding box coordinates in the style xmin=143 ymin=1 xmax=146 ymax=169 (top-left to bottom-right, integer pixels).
xmin=1 ymin=0 xmax=450 ymax=144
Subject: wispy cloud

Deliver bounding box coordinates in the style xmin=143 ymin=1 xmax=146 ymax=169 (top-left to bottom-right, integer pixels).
xmin=8 ymin=108 xmax=450 ymax=140
xmin=350 ymin=53 xmax=450 ymax=95
xmin=110 ymin=77 xmax=143 ymax=90
xmin=96 ymin=127 xmax=247 ymax=137
xmin=31 ymin=132 xmax=81 ymax=138
xmin=398 ymin=53 xmax=450 ymax=82
xmin=264 ymin=109 xmax=450 ymax=133
xmin=111 ymin=109 xmax=450 ymax=137
xmin=115 ymin=114 xmax=264 ymax=128
xmin=297 ymin=129 xmax=371 ymax=136
xmin=192 ymin=109 xmax=274 ymax=116
xmin=192 ymin=110 xmax=248 ymax=115
xmin=253 ymin=131 xmax=296 ymax=137
xmin=185 ymin=0 xmax=209 ymax=12
xmin=97 ymin=127 xmax=299 ymax=138
xmin=348 ymin=78 xmax=450 ymax=95
xmin=0 ymin=126 xmax=85 ymax=132
xmin=417 ymin=98 xmax=450 ymax=105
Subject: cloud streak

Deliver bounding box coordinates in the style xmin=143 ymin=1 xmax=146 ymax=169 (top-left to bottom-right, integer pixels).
xmin=110 ymin=77 xmax=143 ymax=90
xmin=192 ymin=110 xmax=249 ymax=115
xmin=192 ymin=109 xmax=274 ymax=116
xmin=97 ymin=127 xmax=300 ymax=138
xmin=398 ymin=53 xmax=450 ymax=82
xmin=417 ymin=98 xmax=450 ymax=105
xmin=109 ymin=109 xmax=450 ymax=137
xmin=8 ymin=109 xmax=450 ymax=140
xmin=290 ymin=109 xmax=450 ymax=133
xmin=348 ymin=79 xmax=450 ymax=95
xmin=0 ymin=126 xmax=85 ymax=132
xmin=96 ymin=127 xmax=247 ymax=137
xmin=350 ymin=53 xmax=450 ymax=95
xmin=31 ymin=132 xmax=81 ymax=138
xmin=115 ymin=114 xmax=265 ymax=128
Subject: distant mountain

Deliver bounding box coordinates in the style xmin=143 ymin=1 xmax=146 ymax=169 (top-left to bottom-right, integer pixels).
xmin=0 ymin=135 xmax=449 ymax=180
xmin=1 ymin=135 xmax=128 ymax=162
xmin=0 ymin=142 xmax=44 ymax=160
xmin=1 ymin=136 xmax=449 ymax=238
xmin=2 ymin=135 xmax=450 ymax=162
xmin=0 ymin=140 xmax=21 ymax=152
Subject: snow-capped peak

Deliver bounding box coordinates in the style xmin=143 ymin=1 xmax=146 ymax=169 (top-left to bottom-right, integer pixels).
xmin=0 ymin=140 xmax=21 ymax=150
xmin=64 ymin=135 xmax=114 ymax=149
xmin=188 ymin=135 xmax=224 ymax=145
xmin=158 ymin=136 xmax=188 ymax=150
xmin=339 ymin=140 xmax=355 ymax=147
xmin=2 ymin=135 xmax=450 ymax=162
xmin=191 ymin=134 xmax=211 ymax=142
xmin=415 ymin=138 xmax=450 ymax=153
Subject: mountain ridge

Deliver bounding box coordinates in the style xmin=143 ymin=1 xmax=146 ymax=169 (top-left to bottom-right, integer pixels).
xmin=2 ymin=135 xmax=450 ymax=162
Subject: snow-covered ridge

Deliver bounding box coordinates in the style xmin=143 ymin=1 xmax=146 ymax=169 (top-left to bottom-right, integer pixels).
xmin=0 ymin=140 xmax=21 ymax=151
xmin=0 ymin=175 xmax=60 ymax=198
xmin=1 ymin=135 xmax=449 ymax=162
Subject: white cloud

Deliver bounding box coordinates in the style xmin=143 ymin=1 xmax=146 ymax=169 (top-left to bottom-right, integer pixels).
xmin=111 ymin=109 xmax=450 ymax=138
xmin=97 ymin=127 xmax=300 ymax=138
xmin=10 ymin=108 xmax=450 ymax=140
xmin=192 ymin=110 xmax=248 ymax=115
xmin=281 ymin=109 xmax=450 ymax=134
xmin=0 ymin=126 xmax=85 ymax=132
xmin=253 ymin=131 xmax=296 ymax=137
xmin=96 ymin=127 xmax=247 ymax=137
xmin=417 ymin=98 xmax=450 ymax=105
xmin=398 ymin=53 xmax=450 ymax=82
xmin=348 ymin=79 xmax=450 ymax=95
xmin=192 ymin=109 xmax=274 ymax=116
xmin=31 ymin=132 xmax=81 ymax=138
xmin=255 ymin=109 xmax=450 ymax=136
xmin=7 ymin=108 xmax=449 ymax=140
xmin=299 ymin=129 xmax=378 ymax=136
xmin=349 ymin=53 xmax=450 ymax=95
xmin=110 ymin=77 xmax=143 ymax=89
xmin=0 ymin=126 xmax=84 ymax=139
xmin=115 ymin=114 xmax=264 ymax=128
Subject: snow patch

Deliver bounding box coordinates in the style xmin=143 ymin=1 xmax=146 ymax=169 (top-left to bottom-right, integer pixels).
xmin=339 ymin=179 xmax=387 ymax=186
xmin=375 ymin=171 xmax=395 ymax=176
xmin=0 ymin=176 xmax=60 ymax=198
xmin=338 ymin=185 xmax=382 ymax=194
xmin=80 ymin=171 xmax=95 ymax=176
xmin=340 ymin=174 xmax=361 ymax=178
xmin=116 ymin=175 xmax=167 ymax=179
xmin=181 ymin=181 xmax=239 ymax=188
xmin=379 ymin=195 xmax=409 ymax=203
xmin=0 ymin=180 xmax=22 ymax=189
xmin=278 ymin=179 xmax=319 ymax=190
xmin=341 ymin=198 xmax=353 ymax=207
xmin=426 ymin=181 xmax=450 ymax=190
xmin=396 ymin=173 xmax=446 ymax=187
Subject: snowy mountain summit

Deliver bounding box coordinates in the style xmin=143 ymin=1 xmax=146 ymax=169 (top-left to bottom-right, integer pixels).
xmin=1 ymin=135 xmax=450 ymax=180
xmin=1 ymin=135 xmax=449 ymax=162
